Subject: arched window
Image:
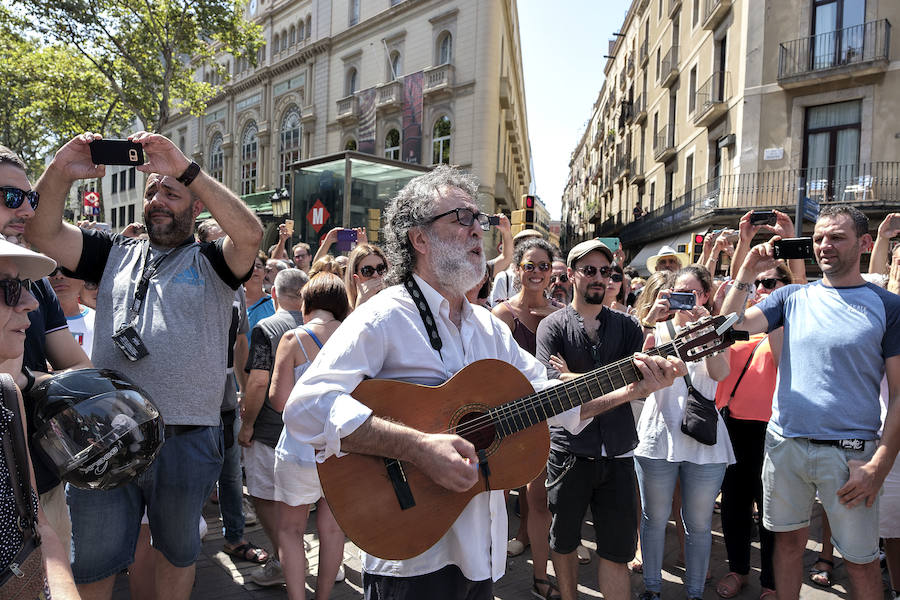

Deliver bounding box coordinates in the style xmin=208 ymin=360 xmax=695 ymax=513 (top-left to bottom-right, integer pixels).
xmin=345 ymin=68 xmax=358 ymax=96
xmin=298 ymin=21 xmax=305 ymax=42
xmin=384 ymin=129 xmax=400 ymax=160
xmin=272 ymin=33 xmax=280 ymax=54
xmin=388 ymin=50 xmax=402 ymax=80
xmin=345 ymin=139 xmax=357 ymax=151
xmin=281 ymin=29 xmax=288 ymax=51
xmin=208 ymin=134 xmax=224 ymax=182
xmin=279 ymin=107 xmax=302 ymax=189
xmin=432 ymin=116 xmax=451 ymax=165
xmin=289 ymin=26 xmax=296 ymax=46
xmin=240 ymin=122 xmax=258 ymax=196
xmin=437 ymin=32 xmax=452 ymax=65
xmin=305 ymin=15 xmax=312 ymax=38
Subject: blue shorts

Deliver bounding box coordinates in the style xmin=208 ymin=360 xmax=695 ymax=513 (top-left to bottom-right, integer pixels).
xmin=68 ymin=425 xmax=223 ymax=583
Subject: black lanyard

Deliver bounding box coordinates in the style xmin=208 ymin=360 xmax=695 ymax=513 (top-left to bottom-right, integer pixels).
xmin=127 ymin=237 xmax=195 ymax=325
xmin=403 ymin=275 xmax=443 ymax=358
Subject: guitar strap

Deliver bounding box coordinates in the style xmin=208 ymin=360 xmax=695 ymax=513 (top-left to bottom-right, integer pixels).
xmin=402 ymin=275 xmax=493 ymax=492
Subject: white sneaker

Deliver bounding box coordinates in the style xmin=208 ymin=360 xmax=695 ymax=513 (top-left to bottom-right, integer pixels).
xmin=249 ymin=559 xmax=285 ymax=586
xmin=335 ymin=564 xmax=345 ymax=582
xmin=243 ymin=498 xmax=258 ymax=526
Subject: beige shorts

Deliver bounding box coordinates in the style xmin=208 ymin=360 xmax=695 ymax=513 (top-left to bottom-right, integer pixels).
xmin=244 ymin=441 xmax=277 ymax=501
xmin=273 ymin=453 xmax=323 ymax=507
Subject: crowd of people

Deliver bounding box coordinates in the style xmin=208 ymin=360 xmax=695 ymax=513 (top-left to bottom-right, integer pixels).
xmin=0 ymin=129 xmax=898 ymax=600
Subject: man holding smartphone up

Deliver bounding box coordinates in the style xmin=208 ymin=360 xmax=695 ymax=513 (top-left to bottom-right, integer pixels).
xmin=721 ymin=205 xmax=900 ymax=600
xmin=25 ymin=131 xmax=263 ymax=600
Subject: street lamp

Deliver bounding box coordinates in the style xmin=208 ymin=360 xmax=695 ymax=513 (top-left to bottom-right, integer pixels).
xmin=270 ymin=187 xmax=291 ymax=217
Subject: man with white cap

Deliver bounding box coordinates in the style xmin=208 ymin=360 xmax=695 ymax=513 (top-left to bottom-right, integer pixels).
xmin=646 ymin=245 xmax=689 ymax=273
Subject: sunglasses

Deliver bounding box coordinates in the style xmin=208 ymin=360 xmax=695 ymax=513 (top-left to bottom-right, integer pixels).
xmin=609 ymin=273 xmax=624 ymax=282
xmin=426 ymin=207 xmax=491 ymax=231
xmin=1 ymin=187 xmax=39 ymax=211
xmin=0 ymin=278 xmax=31 ymax=307
xmin=575 ymin=265 xmax=614 ymax=278
xmin=519 ymin=261 xmax=551 ymax=273
xmin=755 ymin=278 xmax=787 ymax=290
xmin=359 ymin=263 xmax=387 ymax=277
xmin=549 ymin=274 xmax=568 ymax=284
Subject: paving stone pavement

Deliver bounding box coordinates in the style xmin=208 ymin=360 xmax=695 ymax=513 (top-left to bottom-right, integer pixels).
xmin=111 ymin=491 xmax=892 ymax=599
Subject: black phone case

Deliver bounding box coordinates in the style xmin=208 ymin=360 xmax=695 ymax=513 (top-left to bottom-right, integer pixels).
xmin=773 ymin=238 xmax=814 ymax=260
xmin=89 ymin=140 xmax=145 ymax=166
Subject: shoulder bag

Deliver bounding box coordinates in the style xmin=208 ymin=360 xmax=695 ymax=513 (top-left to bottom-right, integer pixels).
xmin=665 ymin=321 xmax=718 ymax=446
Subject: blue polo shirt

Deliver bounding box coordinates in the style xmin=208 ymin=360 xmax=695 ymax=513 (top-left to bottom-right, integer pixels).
xmin=758 ymin=281 xmax=900 ymax=440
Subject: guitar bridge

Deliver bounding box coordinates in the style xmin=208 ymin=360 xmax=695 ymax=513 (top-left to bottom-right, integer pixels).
xmin=384 ymin=458 xmax=416 ymax=510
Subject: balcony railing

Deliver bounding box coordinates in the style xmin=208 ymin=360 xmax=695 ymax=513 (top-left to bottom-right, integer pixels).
xmin=669 ymin=0 xmax=682 ymax=18
xmin=375 ymin=80 xmax=403 ymax=111
xmin=639 ymin=38 xmax=649 ymax=66
xmin=658 ymin=45 xmax=679 ymax=87
xmin=702 ymin=0 xmax=732 ymax=30
xmin=616 ymin=153 xmax=632 ymax=182
xmin=424 ymin=63 xmax=455 ymax=96
xmin=634 ymin=93 xmax=647 ymax=124
xmin=336 ymin=95 xmax=357 ymax=123
xmin=619 ymin=101 xmax=634 ymax=129
xmin=653 ymin=125 xmax=676 ymax=162
xmin=618 ymin=162 xmax=900 ymax=245
xmin=691 ymin=71 xmax=729 ymax=127
xmin=629 ymin=156 xmax=645 ymax=183
xmin=778 ymin=19 xmax=891 ymax=81
xmin=596 ymin=210 xmax=625 ymax=236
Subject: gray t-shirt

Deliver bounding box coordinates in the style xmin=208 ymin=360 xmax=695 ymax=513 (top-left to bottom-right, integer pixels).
xmin=73 ymin=229 xmax=247 ymax=426
xmin=245 ymin=309 xmax=303 ymax=447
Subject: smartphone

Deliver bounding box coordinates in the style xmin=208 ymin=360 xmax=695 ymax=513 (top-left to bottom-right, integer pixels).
xmin=336 ymin=228 xmax=358 ymax=252
xmin=487 ymin=215 xmax=500 ymax=226
xmin=668 ymin=292 xmax=696 ymax=311
xmin=284 ymin=219 xmax=294 ymax=235
xmin=750 ymin=210 xmax=777 ymax=226
xmin=773 ymin=237 xmax=814 ymax=260
xmin=89 ymin=139 xmax=144 ymax=166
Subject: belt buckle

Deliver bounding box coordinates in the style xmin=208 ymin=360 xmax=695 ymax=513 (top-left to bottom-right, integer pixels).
xmin=838 ymin=439 xmax=864 ymax=451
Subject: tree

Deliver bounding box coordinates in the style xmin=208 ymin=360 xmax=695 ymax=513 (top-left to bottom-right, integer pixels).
xmin=16 ymin=0 xmax=263 ymax=134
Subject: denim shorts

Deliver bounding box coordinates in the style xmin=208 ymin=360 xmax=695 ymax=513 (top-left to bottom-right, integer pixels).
xmin=761 ymin=428 xmax=879 ymax=564
xmin=68 ymin=425 xmax=223 ymax=583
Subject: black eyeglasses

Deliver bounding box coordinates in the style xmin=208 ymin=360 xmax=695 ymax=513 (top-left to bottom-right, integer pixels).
xmin=610 ymin=273 xmax=624 ymax=282
xmin=359 ymin=263 xmax=387 ymax=277
xmin=519 ymin=261 xmax=551 ymax=273
xmin=0 ymin=278 xmax=31 ymax=307
xmin=575 ymin=265 xmax=614 ymax=278
xmin=549 ymin=274 xmax=568 ymax=284
xmin=426 ymin=207 xmax=491 ymax=231
xmin=755 ymin=278 xmax=787 ymax=290
xmin=2 ymin=187 xmax=39 ymax=211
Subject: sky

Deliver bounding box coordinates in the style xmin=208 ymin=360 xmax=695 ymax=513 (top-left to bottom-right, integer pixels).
xmin=518 ymin=0 xmax=633 ymax=220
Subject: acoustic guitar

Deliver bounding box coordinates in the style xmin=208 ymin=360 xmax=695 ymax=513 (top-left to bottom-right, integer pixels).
xmin=317 ymin=313 xmax=744 ymax=560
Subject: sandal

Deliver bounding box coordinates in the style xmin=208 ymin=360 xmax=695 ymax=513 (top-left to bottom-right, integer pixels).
xmin=716 ymin=572 xmax=747 ymax=598
xmin=531 ymin=577 xmax=561 ymax=600
xmin=809 ymin=557 xmax=834 ymax=587
xmin=223 ymin=541 xmax=269 ymax=564
xmin=759 ymin=587 xmax=776 ymax=600
xmin=628 ymin=558 xmax=643 ymax=574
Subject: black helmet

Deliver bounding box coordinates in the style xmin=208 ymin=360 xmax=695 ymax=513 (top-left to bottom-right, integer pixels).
xmin=30 ymin=369 xmax=165 ymax=491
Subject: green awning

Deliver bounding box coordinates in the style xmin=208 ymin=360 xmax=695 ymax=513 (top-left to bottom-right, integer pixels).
xmin=196 ymin=190 xmax=274 ymax=220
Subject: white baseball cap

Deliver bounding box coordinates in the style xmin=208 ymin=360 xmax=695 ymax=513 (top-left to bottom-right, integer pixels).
xmin=0 ymin=235 xmax=57 ymax=280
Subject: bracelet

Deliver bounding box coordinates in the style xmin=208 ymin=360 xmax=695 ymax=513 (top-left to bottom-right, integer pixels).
xmin=640 ymin=319 xmax=656 ymax=329
xmin=177 ymin=161 xmax=201 ymax=187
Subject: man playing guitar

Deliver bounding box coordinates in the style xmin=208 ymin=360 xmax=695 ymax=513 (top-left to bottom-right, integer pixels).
xmin=280 ymin=165 xmax=686 ymax=600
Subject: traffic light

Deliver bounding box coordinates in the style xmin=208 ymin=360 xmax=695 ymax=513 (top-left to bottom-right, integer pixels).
xmin=523 ymin=194 xmax=536 ymax=209
xmin=690 ymin=232 xmax=705 ymax=263
xmin=511 ymin=209 xmax=526 ymax=225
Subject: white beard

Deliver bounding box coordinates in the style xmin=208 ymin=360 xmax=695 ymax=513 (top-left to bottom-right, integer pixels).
xmin=425 ymin=228 xmax=486 ymax=294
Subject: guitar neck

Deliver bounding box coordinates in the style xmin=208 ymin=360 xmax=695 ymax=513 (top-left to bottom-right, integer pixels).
xmin=490 ymin=340 xmax=679 ymax=438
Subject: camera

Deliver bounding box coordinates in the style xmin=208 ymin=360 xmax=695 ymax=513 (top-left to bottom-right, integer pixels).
xmin=668 ymin=292 xmax=696 ymax=311
xmin=749 ymin=210 xmax=777 ymax=226
xmin=773 ymin=237 xmax=814 ymax=260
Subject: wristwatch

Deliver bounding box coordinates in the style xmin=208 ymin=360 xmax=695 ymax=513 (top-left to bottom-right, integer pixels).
xmin=177 ymin=161 xmax=201 ymax=187
xmin=640 ymin=319 xmax=656 ymax=329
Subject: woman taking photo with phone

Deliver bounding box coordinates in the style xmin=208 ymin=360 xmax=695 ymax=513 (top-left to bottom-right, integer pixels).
xmin=345 ymin=244 xmax=388 ymax=309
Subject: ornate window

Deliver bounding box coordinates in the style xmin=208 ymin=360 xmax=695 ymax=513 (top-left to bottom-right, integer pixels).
xmin=240 ymin=122 xmax=258 ymax=196
xmin=279 ymin=107 xmax=302 ymax=189
xmin=384 ymin=129 xmax=400 ymax=160
xmin=437 ymin=32 xmax=452 ymax=65
xmin=289 ymin=26 xmax=296 ymax=46
xmin=389 ymin=50 xmax=402 ymax=79
xmin=345 ymin=68 xmax=358 ymax=96
xmin=345 ymin=139 xmax=357 ymax=151
xmin=209 ymin=134 xmax=224 ymax=182
xmin=298 ymin=21 xmax=305 ymax=41
xmin=306 ymin=15 xmax=312 ymax=38
xmin=432 ymin=116 xmax=451 ymax=165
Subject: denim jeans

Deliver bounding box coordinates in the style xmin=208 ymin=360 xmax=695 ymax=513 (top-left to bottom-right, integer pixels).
xmin=218 ymin=409 xmax=244 ymax=545
xmin=634 ymin=456 xmax=726 ymax=598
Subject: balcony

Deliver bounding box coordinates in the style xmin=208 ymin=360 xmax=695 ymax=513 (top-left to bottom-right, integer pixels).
xmin=375 ymin=80 xmax=402 ymax=112
xmin=618 ymin=162 xmax=900 ymax=247
xmin=691 ymin=71 xmax=729 ymax=127
xmin=633 ymin=93 xmax=647 ymax=124
xmin=653 ymin=124 xmax=676 ymax=162
xmin=336 ymin=95 xmax=358 ymax=124
xmin=592 ymin=129 xmax=601 ymax=149
xmin=300 ymin=103 xmax=316 ymax=125
xmin=658 ymin=45 xmax=679 ymax=88
xmin=778 ymin=20 xmax=891 ymax=88
xmin=702 ymin=0 xmax=732 ymax=30
xmin=627 ymin=53 xmax=635 ymax=76
xmin=596 ymin=210 xmax=625 ymax=236
xmin=639 ymin=38 xmax=649 ymax=67
xmin=669 ymin=0 xmax=682 ymax=18
xmin=629 ymin=156 xmax=645 ymax=184
xmin=423 ymin=63 xmax=455 ymax=98
xmin=619 ymin=102 xmax=634 ymax=131
xmin=615 ymin=152 xmax=631 ymax=182
xmin=499 ymin=76 xmax=511 ymax=109
xmin=619 ymin=71 xmax=627 ymax=91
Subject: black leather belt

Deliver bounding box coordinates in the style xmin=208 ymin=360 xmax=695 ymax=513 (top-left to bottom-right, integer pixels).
xmin=164 ymin=424 xmax=204 ymax=438
xmin=809 ymin=438 xmax=867 ymax=451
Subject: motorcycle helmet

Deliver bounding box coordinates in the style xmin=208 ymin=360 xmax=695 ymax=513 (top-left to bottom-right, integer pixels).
xmin=30 ymin=369 xmax=165 ymax=490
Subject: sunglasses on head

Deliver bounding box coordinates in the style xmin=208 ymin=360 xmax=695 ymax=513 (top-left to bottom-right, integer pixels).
xmin=549 ymin=274 xmax=568 ymax=284
xmin=755 ymin=278 xmax=786 ymax=290
xmin=575 ymin=265 xmax=614 ymax=278
xmin=359 ymin=263 xmax=387 ymax=277
xmin=0 ymin=278 xmax=31 ymax=307
xmin=519 ymin=261 xmax=551 ymax=273
xmin=2 ymin=187 xmax=39 ymax=211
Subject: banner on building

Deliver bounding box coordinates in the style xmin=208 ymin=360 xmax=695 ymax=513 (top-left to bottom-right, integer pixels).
xmin=402 ymin=71 xmax=424 ymax=164
xmin=357 ymin=89 xmax=377 ymax=154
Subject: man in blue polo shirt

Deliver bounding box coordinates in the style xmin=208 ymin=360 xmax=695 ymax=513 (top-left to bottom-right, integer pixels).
xmin=722 ymin=205 xmax=900 ymax=600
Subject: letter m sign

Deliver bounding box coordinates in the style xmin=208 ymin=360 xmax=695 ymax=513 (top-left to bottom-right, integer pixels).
xmin=306 ymin=199 xmax=330 ymax=233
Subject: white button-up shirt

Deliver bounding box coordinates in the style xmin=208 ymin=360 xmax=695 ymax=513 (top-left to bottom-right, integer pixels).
xmin=281 ymin=274 xmax=578 ymax=582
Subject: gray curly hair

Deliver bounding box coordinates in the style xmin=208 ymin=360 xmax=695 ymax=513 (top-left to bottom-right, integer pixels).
xmin=382 ymin=165 xmax=479 ymax=285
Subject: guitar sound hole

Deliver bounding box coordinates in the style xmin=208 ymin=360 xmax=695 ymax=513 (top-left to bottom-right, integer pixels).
xmin=455 ymin=410 xmax=497 ymax=451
